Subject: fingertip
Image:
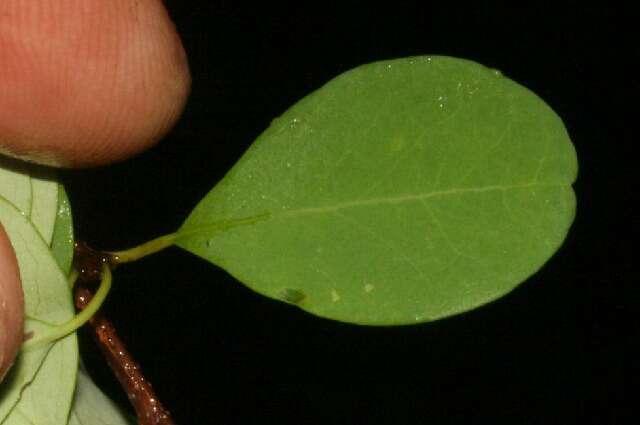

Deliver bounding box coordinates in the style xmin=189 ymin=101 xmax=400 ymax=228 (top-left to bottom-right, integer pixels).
xmin=0 ymin=0 xmax=191 ymax=167
xmin=0 ymin=223 xmax=24 ymax=382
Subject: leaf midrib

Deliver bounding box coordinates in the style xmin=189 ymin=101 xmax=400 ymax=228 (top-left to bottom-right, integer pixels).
xmin=280 ymin=180 xmax=556 ymax=217
xmin=178 ymin=180 xmax=565 ymax=240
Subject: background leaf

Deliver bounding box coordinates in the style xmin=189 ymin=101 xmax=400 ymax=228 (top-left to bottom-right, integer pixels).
xmin=0 ymin=198 xmax=78 ymax=423
xmin=29 ymin=171 xmax=59 ymax=245
xmin=177 ymin=56 xmax=577 ymax=325
xmin=0 ymin=159 xmax=32 ymax=221
xmin=67 ymin=366 xmax=134 ymax=425
xmin=3 ymin=334 xmax=78 ymax=425
xmin=0 ymin=159 xmax=59 ymax=245
xmin=1 ymin=162 xmax=129 ymax=424
xmin=50 ymin=185 xmax=75 ymax=275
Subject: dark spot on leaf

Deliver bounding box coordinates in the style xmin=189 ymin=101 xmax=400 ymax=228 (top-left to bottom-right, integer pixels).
xmin=280 ymin=288 xmax=305 ymax=304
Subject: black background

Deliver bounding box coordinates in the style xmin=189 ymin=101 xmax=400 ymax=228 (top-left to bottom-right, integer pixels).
xmin=62 ymin=3 xmax=635 ymax=424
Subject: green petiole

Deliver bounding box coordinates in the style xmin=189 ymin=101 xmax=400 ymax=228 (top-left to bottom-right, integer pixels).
xmin=22 ymin=264 xmax=112 ymax=352
xmin=107 ymin=233 xmax=177 ymax=264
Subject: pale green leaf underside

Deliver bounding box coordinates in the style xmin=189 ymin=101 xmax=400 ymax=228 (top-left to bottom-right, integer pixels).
xmin=0 ymin=159 xmax=59 ymax=245
xmin=0 ymin=164 xmax=72 ymax=422
xmin=0 ymin=160 xmax=31 ymax=216
xmin=0 ymin=323 xmax=53 ymax=422
xmin=68 ymin=367 xmax=133 ymax=425
xmin=29 ymin=171 xmax=59 ymax=246
xmin=4 ymin=334 xmax=78 ymax=425
xmin=0 ymin=197 xmax=77 ymax=423
xmin=180 ymin=56 xmax=577 ymax=324
xmin=1 ymin=162 xmax=129 ymax=424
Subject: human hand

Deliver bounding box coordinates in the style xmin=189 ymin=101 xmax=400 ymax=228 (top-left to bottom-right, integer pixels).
xmin=0 ymin=0 xmax=190 ymax=380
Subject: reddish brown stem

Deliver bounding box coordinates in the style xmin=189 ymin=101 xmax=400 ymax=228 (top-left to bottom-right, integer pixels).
xmin=73 ymin=241 xmax=118 ymax=282
xmin=74 ymin=286 xmax=176 ymax=425
xmin=73 ymin=240 xmax=176 ymax=425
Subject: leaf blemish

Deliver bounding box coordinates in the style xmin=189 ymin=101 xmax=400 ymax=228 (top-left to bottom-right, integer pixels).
xmin=280 ymin=288 xmax=305 ymax=304
xmin=388 ymin=136 xmax=405 ymax=152
xmin=364 ymin=284 xmax=375 ymax=293
xmin=331 ymin=289 xmax=340 ymax=302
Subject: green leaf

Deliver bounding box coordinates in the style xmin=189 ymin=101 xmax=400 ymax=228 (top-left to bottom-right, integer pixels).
xmin=0 ymin=159 xmax=59 ymax=245
xmin=68 ymin=366 xmax=134 ymax=425
xmin=177 ymin=56 xmax=577 ymax=325
xmin=3 ymin=333 xmax=78 ymax=425
xmin=29 ymin=169 xmax=59 ymax=245
xmin=1 ymin=161 xmax=128 ymax=424
xmin=0 ymin=197 xmax=78 ymax=423
xmin=0 ymin=323 xmax=53 ymax=422
xmin=0 ymin=158 xmax=32 ymax=220
xmin=50 ymin=185 xmax=75 ymax=275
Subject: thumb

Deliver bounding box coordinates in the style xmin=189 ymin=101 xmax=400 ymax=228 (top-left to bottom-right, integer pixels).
xmin=0 ymin=0 xmax=191 ymax=167
xmin=0 ymin=224 xmax=24 ymax=382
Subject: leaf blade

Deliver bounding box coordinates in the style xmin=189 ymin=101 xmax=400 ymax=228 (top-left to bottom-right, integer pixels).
xmin=29 ymin=170 xmax=59 ymax=245
xmin=67 ymin=367 xmax=134 ymax=425
xmin=50 ymin=185 xmax=75 ymax=275
xmin=0 ymin=196 xmax=77 ymax=423
xmin=178 ymin=56 xmax=577 ymax=324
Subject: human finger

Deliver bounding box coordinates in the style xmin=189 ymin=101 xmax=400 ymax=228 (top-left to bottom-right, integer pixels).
xmin=0 ymin=0 xmax=191 ymax=167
